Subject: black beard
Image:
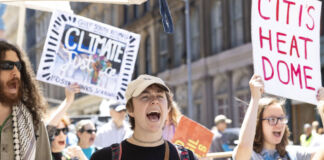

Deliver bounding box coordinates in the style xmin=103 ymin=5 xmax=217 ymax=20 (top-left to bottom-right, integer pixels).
xmin=0 ymin=77 xmax=22 ymax=107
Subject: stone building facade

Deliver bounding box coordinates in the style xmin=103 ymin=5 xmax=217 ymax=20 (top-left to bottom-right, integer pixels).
xmin=22 ymin=0 xmax=324 ymax=143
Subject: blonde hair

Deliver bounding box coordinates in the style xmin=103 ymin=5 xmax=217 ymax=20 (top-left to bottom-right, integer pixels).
xmin=76 ymin=119 xmax=94 ymax=132
xmin=60 ymin=116 xmax=70 ymax=127
xmin=168 ymin=101 xmax=182 ymax=126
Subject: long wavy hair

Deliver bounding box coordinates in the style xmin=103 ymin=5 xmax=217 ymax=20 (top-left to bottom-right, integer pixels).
xmin=253 ymin=97 xmax=290 ymax=157
xmin=0 ymin=41 xmax=48 ymax=131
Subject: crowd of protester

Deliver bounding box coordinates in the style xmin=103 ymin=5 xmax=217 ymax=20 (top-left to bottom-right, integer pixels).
xmin=2 ymin=40 xmax=324 ymax=160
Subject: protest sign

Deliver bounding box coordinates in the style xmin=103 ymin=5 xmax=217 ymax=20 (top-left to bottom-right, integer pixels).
xmin=172 ymin=116 xmax=213 ymax=158
xmin=37 ymin=11 xmax=140 ymax=102
xmin=251 ymin=0 xmax=322 ymax=104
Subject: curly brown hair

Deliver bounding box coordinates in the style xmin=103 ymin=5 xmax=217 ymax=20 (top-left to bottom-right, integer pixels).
xmin=253 ymin=97 xmax=290 ymax=157
xmin=0 ymin=41 xmax=48 ymax=131
xmin=126 ymin=84 xmax=174 ymax=130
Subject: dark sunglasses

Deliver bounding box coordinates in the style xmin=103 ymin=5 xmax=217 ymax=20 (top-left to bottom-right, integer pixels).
xmin=54 ymin=127 xmax=69 ymax=136
xmin=0 ymin=61 xmax=22 ymax=71
xmin=81 ymin=129 xmax=97 ymax=134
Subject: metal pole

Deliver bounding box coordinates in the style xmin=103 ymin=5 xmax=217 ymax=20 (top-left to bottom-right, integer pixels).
xmin=184 ymin=0 xmax=193 ymax=119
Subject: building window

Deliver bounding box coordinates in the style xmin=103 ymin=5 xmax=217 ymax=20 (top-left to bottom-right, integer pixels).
xmin=190 ymin=7 xmax=200 ymax=61
xmin=214 ymin=78 xmax=229 ymax=117
xmin=145 ymin=36 xmax=152 ymax=74
xmin=236 ymin=92 xmax=249 ymax=125
xmin=194 ymin=101 xmax=201 ymax=122
xmin=134 ymin=5 xmax=142 ymax=19
xmin=123 ymin=5 xmax=128 ymax=24
xmin=158 ymin=30 xmax=169 ymax=72
xmin=144 ymin=1 xmax=150 ymax=14
xmin=134 ymin=56 xmax=140 ymax=78
xmin=235 ymin=75 xmax=250 ymax=125
xmin=173 ymin=15 xmax=184 ymax=67
xmin=211 ymin=0 xmax=223 ymax=53
xmin=193 ymin=84 xmax=203 ymax=122
xmin=216 ymin=95 xmax=229 ymax=115
xmin=111 ymin=5 xmax=116 ymax=26
xmin=230 ymin=0 xmax=244 ymax=47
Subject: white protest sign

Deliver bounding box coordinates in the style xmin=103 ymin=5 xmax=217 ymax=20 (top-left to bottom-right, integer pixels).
xmin=251 ymin=0 xmax=322 ymax=104
xmin=37 ymin=11 xmax=140 ymax=102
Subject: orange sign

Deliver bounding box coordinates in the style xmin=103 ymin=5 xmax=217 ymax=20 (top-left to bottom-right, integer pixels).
xmin=171 ymin=116 xmax=213 ymax=158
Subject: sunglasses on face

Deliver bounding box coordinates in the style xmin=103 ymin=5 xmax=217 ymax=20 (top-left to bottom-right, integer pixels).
xmin=54 ymin=127 xmax=69 ymax=136
xmin=81 ymin=129 xmax=97 ymax=134
xmin=262 ymin=116 xmax=288 ymax=126
xmin=0 ymin=61 xmax=22 ymax=71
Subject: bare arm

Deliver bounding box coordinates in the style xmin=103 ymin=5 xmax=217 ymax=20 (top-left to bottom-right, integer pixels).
xmin=46 ymin=83 xmax=80 ymax=126
xmin=234 ymin=74 xmax=264 ymax=160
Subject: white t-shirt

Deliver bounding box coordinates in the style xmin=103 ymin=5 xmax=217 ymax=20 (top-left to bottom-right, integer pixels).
xmin=94 ymin=120 xmax=133 ymax=149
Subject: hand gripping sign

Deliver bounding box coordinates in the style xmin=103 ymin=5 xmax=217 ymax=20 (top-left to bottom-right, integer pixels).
xmin=251 ymin=0 xmax=322 ymax=104
xmin=36 ymin=11 xmax=140 ymax=102
xmin=172 ymin=116 xmax=213 ymax=158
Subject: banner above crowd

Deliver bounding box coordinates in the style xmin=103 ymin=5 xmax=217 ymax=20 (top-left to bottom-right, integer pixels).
xmin=251 ymin=0 xmax=322 ymax=104
xmin=36 ymin=11 xmax=140 ymax=102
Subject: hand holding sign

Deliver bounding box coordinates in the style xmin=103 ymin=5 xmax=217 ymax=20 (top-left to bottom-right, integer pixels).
xmin=249 ymin=74 xmax=264 ymax=100
xmin=65 ymin=83 xmax=81 ymax=103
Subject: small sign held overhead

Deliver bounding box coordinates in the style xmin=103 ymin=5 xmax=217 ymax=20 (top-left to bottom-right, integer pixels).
xmin=36 ymin=11 xmax=140 ymax=102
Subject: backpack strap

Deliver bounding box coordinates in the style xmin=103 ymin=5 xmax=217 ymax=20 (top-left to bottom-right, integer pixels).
xmin=111 ymin=143 xmax=122 ymax=160
xmin=172 ymin=143 xmax=190 ymax=160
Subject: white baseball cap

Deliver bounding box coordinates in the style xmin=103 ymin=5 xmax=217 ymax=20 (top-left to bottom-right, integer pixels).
xmin=125 ymin=74 xmax=170 ymax=103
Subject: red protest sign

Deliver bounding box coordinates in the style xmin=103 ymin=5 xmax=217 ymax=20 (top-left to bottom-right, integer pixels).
xmin=171 ymin=116 xmax=213 ymax=158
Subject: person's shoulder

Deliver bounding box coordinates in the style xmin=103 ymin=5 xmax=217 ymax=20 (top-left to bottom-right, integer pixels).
xmin=100 ymin=121 xmax=114 ymax=130
xmin=187 ymin=149 xmax=198 ymax=160
xmin=91 ymin=146 xmax=112 ymax=160
xmin=168 ymin=142 xmax=198 ymax=160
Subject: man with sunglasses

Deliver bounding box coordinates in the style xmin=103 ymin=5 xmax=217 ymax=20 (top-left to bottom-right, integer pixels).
xmin=76 ymin=119 xmax=97 ymax=159
xmin=0 ymin=41 xmax=51 ymax=159
xmin=94 ymin=102 xmax=133 ymax=149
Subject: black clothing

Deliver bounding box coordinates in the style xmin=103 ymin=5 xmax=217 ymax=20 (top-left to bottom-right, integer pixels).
xmin=52 ymin=152 xmax=63 ymax=160
xmin=90 ymin=140 xmax=197 ymax=160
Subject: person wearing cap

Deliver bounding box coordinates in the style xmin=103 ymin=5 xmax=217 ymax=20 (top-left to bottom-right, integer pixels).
xmin=91 ymin=74 xmax=197 ymax=160
xmin=210 ymin=115 xmax=232 ymax=156
xmin=94 ymin=102 xmax=133 ymax=149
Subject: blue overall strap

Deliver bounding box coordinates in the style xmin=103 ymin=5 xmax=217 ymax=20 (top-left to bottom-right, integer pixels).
xmin=111 ymin=143 xmax=122 ymax=160
xmin=159 ymin=0 xmax=174 ymax=34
